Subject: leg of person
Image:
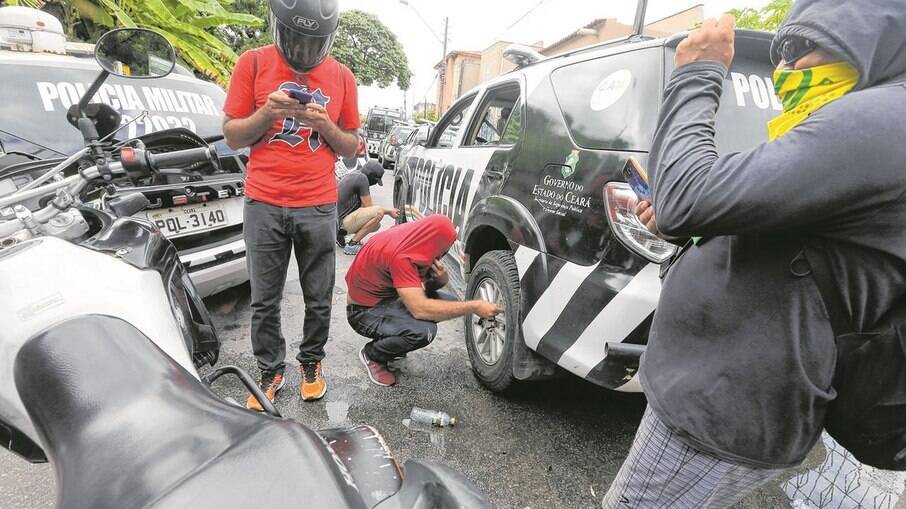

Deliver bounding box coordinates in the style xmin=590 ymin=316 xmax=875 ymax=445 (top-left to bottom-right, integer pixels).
xmin=290 ymin=203 xmax=337 ymax=401
xmin=342 ymin=206 xmax=385 ymax=254
xmin=358 ymin=299 xmax=438 ymax=386
xmin=601 ymin=407 xmax=787 ymax=509
xmin=243 ymin=198 xmax=293 ymax=411
xmin=347 ymin=303 xmax=399 ymax=386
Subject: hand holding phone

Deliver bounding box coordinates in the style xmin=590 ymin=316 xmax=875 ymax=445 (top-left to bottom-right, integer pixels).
xmin=286 ymin=89 xmax=313 ymax=105
xmin=622 ymin=157 xmax=651 ymax=202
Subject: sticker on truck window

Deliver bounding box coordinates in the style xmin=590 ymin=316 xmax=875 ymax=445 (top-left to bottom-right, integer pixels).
xmin=730 ymin=72 xmax=783 ymax=111
xmin=590 ymin=69 xmax=632 ymax=112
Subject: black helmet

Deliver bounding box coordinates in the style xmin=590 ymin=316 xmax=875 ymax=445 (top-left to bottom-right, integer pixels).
xmin=268 ymin=0 xmax=339 ymax=73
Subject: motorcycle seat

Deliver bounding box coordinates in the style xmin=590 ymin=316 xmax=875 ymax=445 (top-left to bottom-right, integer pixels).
xmin=14 ymin=315 xmax=366 ymax=509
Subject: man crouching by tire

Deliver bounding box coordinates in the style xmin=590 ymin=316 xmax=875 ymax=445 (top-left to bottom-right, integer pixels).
xmin=345 ymin=216 xmax=499 ymax=386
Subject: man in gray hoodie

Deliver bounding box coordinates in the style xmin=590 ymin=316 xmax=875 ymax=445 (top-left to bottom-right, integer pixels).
xmin=603 ymin=1 xmax=906 ymax=507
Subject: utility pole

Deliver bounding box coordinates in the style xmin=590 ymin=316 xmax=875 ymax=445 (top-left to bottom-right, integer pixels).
xmin=440 ymin=16 xmax=449 ymax=114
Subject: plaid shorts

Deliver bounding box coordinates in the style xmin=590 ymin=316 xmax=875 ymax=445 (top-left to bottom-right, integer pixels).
xmin=602 ymin=406 xmax=787 ymax=509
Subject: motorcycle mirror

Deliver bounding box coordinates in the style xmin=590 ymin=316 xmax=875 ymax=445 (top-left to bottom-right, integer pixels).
xmin=65 ymin=103 xmax=122 ymax=139
xmin=94 ymin=28 xmax=176 ymax=79
xmin=417 ymin=129 xmax=431 ymax=147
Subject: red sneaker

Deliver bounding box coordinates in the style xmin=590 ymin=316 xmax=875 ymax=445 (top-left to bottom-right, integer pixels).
xmin=359 ymin=347 xmax=396 ymax=386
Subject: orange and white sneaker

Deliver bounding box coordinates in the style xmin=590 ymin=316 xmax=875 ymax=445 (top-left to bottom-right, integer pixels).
xmin=300 ymin=362 xmax=327 ymax=401
xmin=246 ymin=372 xmax=284 ymax=412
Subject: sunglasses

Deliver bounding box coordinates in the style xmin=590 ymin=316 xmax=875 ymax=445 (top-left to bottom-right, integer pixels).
xmin=771 ymin=36 xmax=819 ymax=67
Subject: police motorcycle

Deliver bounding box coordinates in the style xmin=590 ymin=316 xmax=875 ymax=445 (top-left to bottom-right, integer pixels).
xmin=0 ymin=28 xmax=490 ymax=509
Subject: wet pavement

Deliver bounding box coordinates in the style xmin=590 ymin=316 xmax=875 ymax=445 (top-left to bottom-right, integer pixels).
xmin=3 ymin=173 xmax=906 ymax=508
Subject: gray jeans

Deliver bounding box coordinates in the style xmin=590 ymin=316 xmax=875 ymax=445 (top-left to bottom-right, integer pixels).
xmin=346 ymin=291 xmax=454 ymax=364
xmin=244 ymin=197 xmax=336 ymax=374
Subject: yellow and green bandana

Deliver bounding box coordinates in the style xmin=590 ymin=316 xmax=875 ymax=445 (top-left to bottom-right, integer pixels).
xmin=687 ymin=62 xmax=859 ymax=247
xmin=767 ymin=61 xmax=859 ymax=140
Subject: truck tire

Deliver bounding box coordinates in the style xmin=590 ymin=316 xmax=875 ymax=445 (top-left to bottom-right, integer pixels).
xmin=464 ymin=250 xmax=522 ymax=393
xmin=393 ymin=179 xmax=407 ymax=224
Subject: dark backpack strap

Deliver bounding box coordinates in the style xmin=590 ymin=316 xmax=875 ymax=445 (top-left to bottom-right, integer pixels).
xmin=800 ymin=241 xmax=854 ymax=336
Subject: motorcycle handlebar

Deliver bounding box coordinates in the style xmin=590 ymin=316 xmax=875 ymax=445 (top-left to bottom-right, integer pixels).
xmin=120 ymin=146 xmax=216 ymax=180
xmin=147 ymin=147 xmax=214 ymax=170
xmin=0 ymin=145 xmax=217 ymax=239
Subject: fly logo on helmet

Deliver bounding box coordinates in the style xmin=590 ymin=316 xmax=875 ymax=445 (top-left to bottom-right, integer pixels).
xmin=268 ymin=0 xmax=339 ymax=73
xmin=292 ymin=16 xmax=320 ymax=31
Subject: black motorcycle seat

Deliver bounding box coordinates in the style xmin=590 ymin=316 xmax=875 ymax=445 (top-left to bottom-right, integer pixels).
xmin=14 ymin=315 xmax=366 ymax=509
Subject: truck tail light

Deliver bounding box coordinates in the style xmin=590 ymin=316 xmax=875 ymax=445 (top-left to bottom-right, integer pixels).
xmin=390 ymin=135 xmax=398 ymax=145
xmin=604 ymin=182 xmax=676 ymax=264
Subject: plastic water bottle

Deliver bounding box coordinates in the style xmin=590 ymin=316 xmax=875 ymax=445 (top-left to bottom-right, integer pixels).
xmin=410 ymin=407 xmax=456 ymax=427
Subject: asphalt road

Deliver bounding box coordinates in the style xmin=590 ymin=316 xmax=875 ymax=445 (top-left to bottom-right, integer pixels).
xmin=3 ymin=171 xmax=905 ymax=509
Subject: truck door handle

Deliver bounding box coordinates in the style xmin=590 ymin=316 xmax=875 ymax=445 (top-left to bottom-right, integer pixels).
xmin=486 ymin=167 xmax=504 ymax=180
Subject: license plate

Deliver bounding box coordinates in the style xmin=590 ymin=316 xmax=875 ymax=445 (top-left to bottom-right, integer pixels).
xmin=146 ymin=202 xmax=228 ymax=237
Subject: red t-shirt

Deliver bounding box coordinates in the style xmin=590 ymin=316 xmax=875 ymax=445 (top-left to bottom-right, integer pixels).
xmin=346 ymin=216 xmax=458 ymax=307
xmin=223 ymin=46 xmax=360 ymax=207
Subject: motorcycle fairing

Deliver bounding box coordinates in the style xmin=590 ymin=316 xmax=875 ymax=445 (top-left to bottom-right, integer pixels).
xmin=83 ymin=216 xmax=219 ymax=366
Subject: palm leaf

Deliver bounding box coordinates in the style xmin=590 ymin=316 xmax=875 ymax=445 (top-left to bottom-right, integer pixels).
xmin=97 ymin=0 xmax=137 ymax=27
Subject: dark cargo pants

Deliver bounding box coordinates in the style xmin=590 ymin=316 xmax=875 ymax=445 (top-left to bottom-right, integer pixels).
xmin=346 ymin=291 xmax=453 ymax=364
xmin=244 ymin=197 xmax=336 ymax=374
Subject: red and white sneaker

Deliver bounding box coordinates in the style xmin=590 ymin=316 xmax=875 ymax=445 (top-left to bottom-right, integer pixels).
xmin=359 ymin=347 xmax=396 ymax=386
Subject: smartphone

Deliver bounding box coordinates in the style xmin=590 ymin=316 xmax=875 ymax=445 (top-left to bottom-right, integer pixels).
xmin=622 ymin=157 xmax=651 ymax=201
xmin=286 ymin=89 xmax=313 ymax=105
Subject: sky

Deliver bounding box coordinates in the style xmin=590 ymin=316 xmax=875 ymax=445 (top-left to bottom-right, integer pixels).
xmin=339 ymin=0 xmax=772 ymax=115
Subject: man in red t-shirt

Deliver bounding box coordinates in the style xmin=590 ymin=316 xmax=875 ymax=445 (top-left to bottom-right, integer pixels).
xmin=223 ymin=0 xmax=360 ymax=410
xmin=345 ymin=216 xmax=499 ymax=386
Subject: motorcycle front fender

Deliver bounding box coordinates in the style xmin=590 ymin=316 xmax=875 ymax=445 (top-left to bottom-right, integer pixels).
xmin=374 ymin=460 xmax=492 ymax=509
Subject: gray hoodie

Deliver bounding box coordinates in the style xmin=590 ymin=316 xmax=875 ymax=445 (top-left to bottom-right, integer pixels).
xmin=640 ymin=0 xmax=906 ymax=468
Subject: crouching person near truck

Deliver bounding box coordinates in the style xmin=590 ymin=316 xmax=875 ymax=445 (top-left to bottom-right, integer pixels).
xmin=345 ymin=216 xmax=499 ymax=386
xmin=337 ymin=161 xmax=399 ymax=255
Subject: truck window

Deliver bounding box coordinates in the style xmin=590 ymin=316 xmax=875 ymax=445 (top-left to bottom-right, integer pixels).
xmin=0 ymin=60 xmax=227 ymax=157
xmin=550 ymin=48 xmax=661 ymax=151
xmin=463 ymin=83 xmax=521 ymax=147
xmin=666 ymin=34 xmax=779 ymax=155
xmin=430 ymin=94 xmax=476 ymax=149
xmin=499 ymin=99 xmax=523 ymax=145
xmin=367 ymin=115 xmax=391 ymax=134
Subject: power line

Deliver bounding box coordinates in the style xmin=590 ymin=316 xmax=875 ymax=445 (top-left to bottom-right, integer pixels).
xmin=400 ymin=1 xmax=444 ymax=45
xmin=493 ymin=0 xmax=548 ymax=39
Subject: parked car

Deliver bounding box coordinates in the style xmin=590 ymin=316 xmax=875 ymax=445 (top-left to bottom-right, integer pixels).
xmin=394 ymin=29 xmax=780 ymax=393
xmin=395 ymin=123 xmax=433 ymax=172
xmin=363 ymin=106 xmax=403 ymax=157
xmin=0 ymin=6 xmax=248 ymax=297
xmin=377 ymin=124 xmax=415 ymax=169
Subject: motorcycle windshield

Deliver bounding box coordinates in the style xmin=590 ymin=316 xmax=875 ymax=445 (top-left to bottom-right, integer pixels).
xmin=0 ymin=51 xmax=227 ymax=158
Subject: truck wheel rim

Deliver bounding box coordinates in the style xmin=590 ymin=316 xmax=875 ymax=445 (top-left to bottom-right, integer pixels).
xmin=471 ymin=277 xmax=507 ymax=366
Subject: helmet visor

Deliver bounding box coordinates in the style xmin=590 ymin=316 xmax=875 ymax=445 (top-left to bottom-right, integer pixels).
xmin=270 ymin=13 xmax=336 ymax=73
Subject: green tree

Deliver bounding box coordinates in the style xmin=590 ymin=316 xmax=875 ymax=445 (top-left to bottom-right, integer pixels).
xmin=729 ymin=0 xmax=793 ymax=32
xmin=216 ymin=0 xmax=269 ymax=54
xmin=7 ymin=0 xmax=262 ymax=86
xmin=415 ymin=111 xmax=438 ymax=123
xmin=332 ymin=10 xmax=411 ymax=90
xmin=222 ymin=5 xmax=412 ymax=90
